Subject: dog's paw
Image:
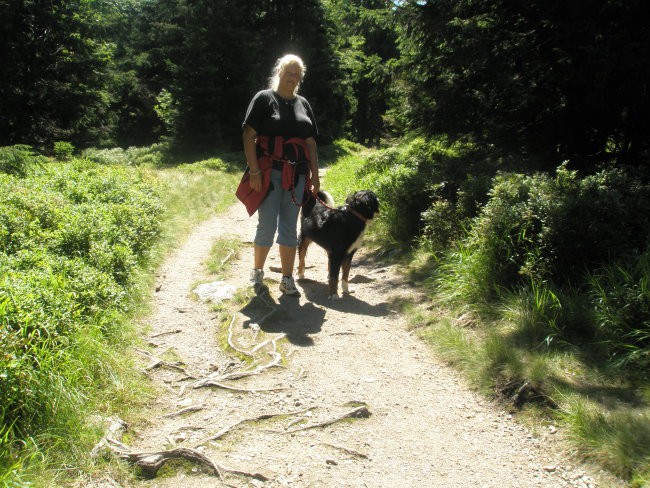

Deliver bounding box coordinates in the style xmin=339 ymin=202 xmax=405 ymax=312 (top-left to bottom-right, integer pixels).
xmin=328 ymin=293 xmax=340 ymax=300
xmin=341 ymin=281 xmax=355 ymax=294
xmin=297 ymin=271 xmax=305 ymax=280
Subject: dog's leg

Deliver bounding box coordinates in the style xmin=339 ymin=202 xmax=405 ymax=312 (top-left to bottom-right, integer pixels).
xmin=297 ymin=237 xmax=311 ymax=280
xmin=341 ymin=252 xmax=355 ymax=294
xmin=328 ymin=254 xmax=344 ymax=300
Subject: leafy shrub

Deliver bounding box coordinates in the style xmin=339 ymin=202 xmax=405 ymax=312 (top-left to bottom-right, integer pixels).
xmin=53 ymin=141 xmax=75 ymax=161
xmin=0 ymin=153 xmax=164 ymax=467
xmin=463 ymin=164 xmax=650 ymax=297
xmin=357 ymin=139 xmax=450 ymax=242
xmin=357 ymin=137 xmax=491 ymax=246
xmin=0 ymin=145 xmax=44 ymax=177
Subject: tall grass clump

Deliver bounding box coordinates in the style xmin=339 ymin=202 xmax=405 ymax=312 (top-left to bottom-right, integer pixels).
xmin=588 ymin=253 xmax=650 ymax=369
xmin=561 ymin=402 xmax=650 ymax=483
xmin=0 ymin=146 xmax=165 ymax=485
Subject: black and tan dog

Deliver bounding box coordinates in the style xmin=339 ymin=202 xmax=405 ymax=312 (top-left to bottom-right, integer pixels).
xmin=297 ymin=190 xmax=380 ymax=299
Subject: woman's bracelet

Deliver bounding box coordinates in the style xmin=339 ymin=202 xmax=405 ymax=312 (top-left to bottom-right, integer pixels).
xmin=249 ymin=168 xmax=261 ymax=176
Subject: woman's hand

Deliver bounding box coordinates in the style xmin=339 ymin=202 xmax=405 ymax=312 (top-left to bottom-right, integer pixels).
xmin=311 ymin=175 xmax=320 ymax=195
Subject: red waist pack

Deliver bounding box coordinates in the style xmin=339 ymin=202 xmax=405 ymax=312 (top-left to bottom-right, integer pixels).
xmin=235 ymin=156 xmax=272 ymax=216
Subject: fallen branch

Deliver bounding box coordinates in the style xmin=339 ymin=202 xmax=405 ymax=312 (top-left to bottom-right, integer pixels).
xmin=277 ymin=405 xmax=371 ymax=434
xmin=150 ymin=329 xmax=182 ymax=338
xmin=221 ymin=249 xmax=235 ymax=266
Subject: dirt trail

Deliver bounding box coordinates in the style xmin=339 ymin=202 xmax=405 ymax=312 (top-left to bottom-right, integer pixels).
xmin=116 ymin=202 xmax=621 ymax=488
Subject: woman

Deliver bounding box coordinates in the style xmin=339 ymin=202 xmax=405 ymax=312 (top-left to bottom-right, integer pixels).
xmin=242 ymin=54 xmax=320 ymax=297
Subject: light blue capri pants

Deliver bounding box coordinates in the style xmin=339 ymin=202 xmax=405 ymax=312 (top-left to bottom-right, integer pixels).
xmin=254 ymin=168 xmax=306 ymax=247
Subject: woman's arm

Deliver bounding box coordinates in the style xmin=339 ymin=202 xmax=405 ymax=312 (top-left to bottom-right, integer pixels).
xmin=306 ymin=136 xmax=319 ymax=194
xmin=243 ymin=125 xmax=262 ymax=192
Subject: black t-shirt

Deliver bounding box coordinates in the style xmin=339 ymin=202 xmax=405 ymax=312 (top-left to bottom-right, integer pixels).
xmin=242 ymin=89 xmax=318 ymax=162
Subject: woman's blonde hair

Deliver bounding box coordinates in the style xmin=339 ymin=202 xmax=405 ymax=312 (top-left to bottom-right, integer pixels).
xmin=268 ymin=54 xmax=306 ymax=96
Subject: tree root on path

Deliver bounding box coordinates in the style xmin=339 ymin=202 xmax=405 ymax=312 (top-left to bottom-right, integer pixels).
xmin=192 ymin=350 xmax=282 ymax=389
xmin=321 ymin=442 xmax=369 ymax=459
xmin=92 ymin=418 xmax=269 ymax=482
xmin=200 ymin=407 xmax=315 ymax=443
xmin=227 ymin=314 xmax=254 ymax=358
xmin=162 ymin=404 xmax=206 ymax=418
xmin=150 ymin=328 xmax=182 ymax=338
xmin=270 ymin=404 xmax=371 ymax=434
xmin=135 ymin=348 xmax=193 ymax=377
xmin=193 ymin=380 xmax=288 ymax=393
xmin=227 ymin=313 xmax=286 ymax=359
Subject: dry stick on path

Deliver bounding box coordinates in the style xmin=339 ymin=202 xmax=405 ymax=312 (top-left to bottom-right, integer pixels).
xmin=221 ymin=249 xmax=235 ymax=266
xmin=150 ymin=328 xmax=182 ymax=338
xmin=162 ymin=404 xmax=206 ymax=418
xmin=321 ymin=442 xmax=369 ymax=459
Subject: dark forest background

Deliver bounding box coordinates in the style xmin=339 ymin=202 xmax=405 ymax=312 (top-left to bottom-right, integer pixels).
xmin=1 ymin=0 xmax=648 ymax=169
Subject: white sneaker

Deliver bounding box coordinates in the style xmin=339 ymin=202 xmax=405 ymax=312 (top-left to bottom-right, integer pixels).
xmin=250 ymin=268 xmax=264 ymax=286
xmin=279 ymin=275 xmax=300 ymax=297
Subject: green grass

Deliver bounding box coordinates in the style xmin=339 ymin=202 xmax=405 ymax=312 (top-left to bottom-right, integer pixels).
xmin=205 ymin=237 xmax=244 ymax=279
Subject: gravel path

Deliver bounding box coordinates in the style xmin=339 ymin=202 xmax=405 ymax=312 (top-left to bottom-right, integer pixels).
xmin=116 ymin=202 xmax=621 ymax=488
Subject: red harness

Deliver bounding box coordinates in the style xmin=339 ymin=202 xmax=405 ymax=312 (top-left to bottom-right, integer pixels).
xmin=257 ymin=135 xmax=312 ymax=206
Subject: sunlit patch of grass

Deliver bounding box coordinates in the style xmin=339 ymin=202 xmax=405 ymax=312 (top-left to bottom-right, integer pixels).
xmin=322 ymin=152 xmax=370 ymax=204
xmin=155 ymin=164 xmax=240 ymax=250
xmin=206 ymin=238 xmax=243 ymax=278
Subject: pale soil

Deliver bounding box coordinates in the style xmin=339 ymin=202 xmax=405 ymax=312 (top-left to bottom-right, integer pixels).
xmin=96 ymin=202 xmax=624 ymax=488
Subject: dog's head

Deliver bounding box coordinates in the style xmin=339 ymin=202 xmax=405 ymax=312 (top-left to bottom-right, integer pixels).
xmin=345 ymin=190 xmax=380 ymax=221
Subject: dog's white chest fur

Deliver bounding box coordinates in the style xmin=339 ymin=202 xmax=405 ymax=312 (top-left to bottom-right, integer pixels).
xmin=346 ymin=231 xmax=365 ymax=255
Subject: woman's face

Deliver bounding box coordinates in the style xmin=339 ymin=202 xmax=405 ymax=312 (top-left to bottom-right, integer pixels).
xmin=279 ymin=63 xmax=303 ymax=94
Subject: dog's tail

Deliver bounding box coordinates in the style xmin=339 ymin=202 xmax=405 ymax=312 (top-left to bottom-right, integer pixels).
xmin=318 ymin=190 xmax=335 ymax=207
xmin=301 ymin=190 xmax=335 ymax=217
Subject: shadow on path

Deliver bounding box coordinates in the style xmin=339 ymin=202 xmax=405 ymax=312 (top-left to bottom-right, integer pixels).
xmin=299 ymin=278 xmax=389 ymax=317
xmin=239 ymin=284 xmax=325 ymax=346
